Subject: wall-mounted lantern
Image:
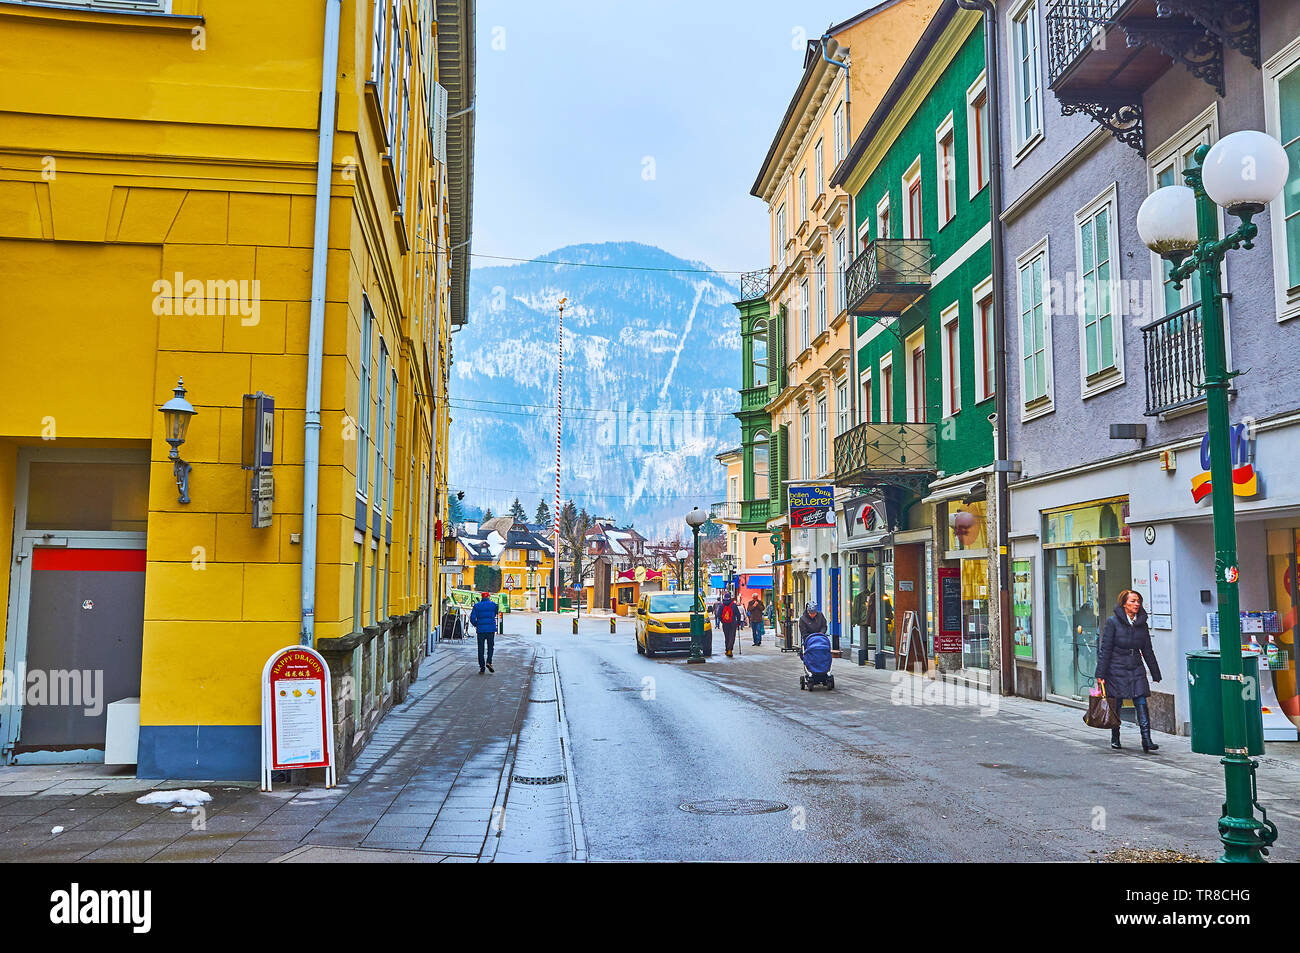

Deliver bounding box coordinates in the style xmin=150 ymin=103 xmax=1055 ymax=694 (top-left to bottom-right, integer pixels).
xmin=159 ymin=377 xmax=196 ymax=504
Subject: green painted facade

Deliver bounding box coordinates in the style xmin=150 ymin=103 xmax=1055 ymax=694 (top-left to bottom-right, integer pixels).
xmin=734 ymin=293 xmax=778 ymax=530
xmin=852 ymin=19 xmax=994 ymax=479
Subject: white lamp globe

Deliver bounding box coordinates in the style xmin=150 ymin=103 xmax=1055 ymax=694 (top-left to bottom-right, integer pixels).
xmin=1136 ymin=185 xmax=1199 ymax=260
xmin=1202 ymin=129 xmax=1289 ymax=216
xmin=685 ymin=506 xmax=708 ymax=528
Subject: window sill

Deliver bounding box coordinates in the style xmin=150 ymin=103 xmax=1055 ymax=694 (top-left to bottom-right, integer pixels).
xmin=1081 ymin=367 xmax=1124 ymax=400
xmin=0 ymin=2 xmax=203 ymax=31
xmin=1012 ymin=130 xmax=1045 ymax=168
xmin=365 ymin=81 xmax=390 ymax=152
xmin=1022 ymin=395 xmax=1054 ymax=422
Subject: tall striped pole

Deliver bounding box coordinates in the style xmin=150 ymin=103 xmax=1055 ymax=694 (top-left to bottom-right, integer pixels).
xmin=553 ymin=297 xmax=566 ymax=615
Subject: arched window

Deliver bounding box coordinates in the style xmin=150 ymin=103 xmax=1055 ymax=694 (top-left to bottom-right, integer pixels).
xmin=752 ymin=321 xmax=768 ymax=388
xmin=752 ymin=431 xmax=770 ymax=499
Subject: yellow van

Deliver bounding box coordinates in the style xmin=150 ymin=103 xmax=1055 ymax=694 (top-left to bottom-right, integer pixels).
xmin=635 ymin=591 xmax=713 ymax=657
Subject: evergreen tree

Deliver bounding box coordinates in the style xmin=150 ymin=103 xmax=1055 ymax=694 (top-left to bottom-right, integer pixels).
xmin=508 ymin=497 xmax=527 ymax=521
xmin=483 ymin=506 xmax=494 ymax=520
xmin=448 ymin=494 xmax=465 ymax=527
xmin=535 ymin=498 xmax=552 ymax=526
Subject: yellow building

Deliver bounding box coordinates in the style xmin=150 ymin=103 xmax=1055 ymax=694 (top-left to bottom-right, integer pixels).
xmin=751 ymin=1 xmax=933 ymax=630
xmin=0 ymin=0 xmax=474 ymax=779
xmin=451 ymin=518 xmax=554 ymax=609
xmin=711 ymin=447 xmax=769 ymax=575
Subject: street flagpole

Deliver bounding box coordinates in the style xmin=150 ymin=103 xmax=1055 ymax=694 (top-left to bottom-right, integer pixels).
xmin=554 ymin=297 xmax=566 ymax=615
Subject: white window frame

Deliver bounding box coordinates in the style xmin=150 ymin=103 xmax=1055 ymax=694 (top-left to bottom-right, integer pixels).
xmin=357 ymin=295 xmax=374 ymax=499
xmin=370 ymin=0 xmax=388 ymax=87
xmin=799 ymin=169 xmax=808 ymax=223
xmin=902 ymin=158 xmax=923 ymax=240
xmin=801 ymin=407 xmax=812 ymax=478
xmin=967 ymin=71 xmax=990 ymax=197
xmin=815 ymin=256 xmax=827 ymax=334
xmin=936 ymin=112 xmax=957 ymax=229
xmin=860 ymin=368 xmax=873 ymax=424
xmin=836 ymin=379 xmax=850 ymax=436
xmin=876 ymin=194 xmax=891 ymax=242
xmin=833 ymin=102 xmax=846 ymax=162
xmin=1016 ymin=236 xmax=1054 ymax=420
xmin=1265 ymin=39 xmax=1300 ymax=322
xmin=1074 ymin=182 xmax=1125 ymax=397
xmin=799 ymin=279 xmax=811 ymax=351
xmin=833 ymin=229 xmax=847 ymax=315
xmin=814 ymin=138 xmax=824 ymax=196
xmin=940 ymin=302 xmax=961 ymax=418
xmin=816 ymin=396 xmax=829 ymax=476
xmin=776 ymin=201 xmax=787 ymax=270
xmin=905 ymin=328 xmax=926 ymax=424
xmin=880 ymin=355 xmax=894 ymax=422
xmin=972 ymin=276 xmax=996 ymax=403
xmin=1007 ymin=0 xmax=1044 ymax=163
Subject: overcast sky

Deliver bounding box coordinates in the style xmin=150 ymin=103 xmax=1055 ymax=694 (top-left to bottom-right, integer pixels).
xmin=471 ymin=0 xmax=865 ymax=274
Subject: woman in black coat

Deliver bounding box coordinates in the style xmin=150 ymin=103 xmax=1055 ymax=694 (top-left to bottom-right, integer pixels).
xmin=1096 ymin=590 xmax=1163 ymax=752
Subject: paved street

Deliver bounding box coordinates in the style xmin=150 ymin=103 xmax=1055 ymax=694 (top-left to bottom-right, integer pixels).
xmin=0 ymin=611 xmax=1297 ymax=863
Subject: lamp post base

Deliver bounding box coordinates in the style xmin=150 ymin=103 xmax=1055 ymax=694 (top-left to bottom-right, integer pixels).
xmin=687 ymin=613 xmax=706 ymax=663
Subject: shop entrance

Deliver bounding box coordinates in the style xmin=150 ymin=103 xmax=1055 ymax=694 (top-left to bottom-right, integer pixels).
xmin=1043 ymin=497 xmax=1131 ymax=701
xmin=1 ymin=450 xmax=148 ymax=764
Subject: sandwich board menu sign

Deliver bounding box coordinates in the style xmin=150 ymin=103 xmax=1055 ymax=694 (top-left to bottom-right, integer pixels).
xmin=937 ymin=567 xmax=962 ymax=653
xmin=261 ymin=646 xmax=335 ymax=791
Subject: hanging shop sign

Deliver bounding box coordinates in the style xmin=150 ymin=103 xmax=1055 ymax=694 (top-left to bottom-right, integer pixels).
xmin=260 ymin=645 xmax=335 ymax=791
xmin=937 ymin=567 xmax=962 ymax=654
xmin=1190 ymin=422 xmax=1259 ymax=503
xmin=789 ymin=485 xmax=835 ymax=528
xmin=842 ymin=495 xmax=890 ymax=541
xmin=1012 ymin=558 xmax=1034 ymax=660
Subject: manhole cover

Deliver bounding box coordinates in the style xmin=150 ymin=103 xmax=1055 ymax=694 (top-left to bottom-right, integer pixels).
xmin=512 ymin=774 xmax=567 ymax=786
xmin=679 ymin=798 xmax=789 ymax=816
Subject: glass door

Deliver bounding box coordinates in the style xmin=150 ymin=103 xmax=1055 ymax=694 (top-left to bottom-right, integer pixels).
xmin=1047 ymin=543 xmax=1131 ymax=699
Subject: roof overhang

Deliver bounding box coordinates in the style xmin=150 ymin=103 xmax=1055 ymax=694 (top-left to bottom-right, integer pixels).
xmin=437 ymin=0 xmax=475 ymax=328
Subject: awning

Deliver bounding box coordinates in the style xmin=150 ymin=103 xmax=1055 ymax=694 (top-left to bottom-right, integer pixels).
xmin=742 ymin=574 xmax=773 ymax=589
xmin=709 ymin=574 xmax=727 ymax=588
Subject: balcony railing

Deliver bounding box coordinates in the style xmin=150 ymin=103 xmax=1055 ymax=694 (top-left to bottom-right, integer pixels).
xmin=833 ymin=421 xmax=937 ymax=486
xmin=1141 ymin=300 xmax=1205 ymax=416
xmin=844 ymin=239 xmax=931 ymax=317
xmin=740 ymin=385 xmax=769 ymax=411
xmin=710 ymin=500 xmax=742 ymax=522
xmin=743 ymin=498 xmax=774 ymax=525
xmin=1046 ymin=0 xmax=1126 ymax=85
xmin=739 ymin=269 xmax=771 ymax=302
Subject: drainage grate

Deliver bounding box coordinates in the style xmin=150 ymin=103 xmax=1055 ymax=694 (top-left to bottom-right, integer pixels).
xmin=528 ymin=698 xmax=558 ymax=703
xmin=512 ymin=774 xmax=567 ymax=786
xmin=679 ymin=798 xmax=789 ymax=816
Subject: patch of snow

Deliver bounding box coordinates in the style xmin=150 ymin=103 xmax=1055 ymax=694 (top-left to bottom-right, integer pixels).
xmin=50 ymin=826 xmax=64 ymax=835
xmin=137 ymin=788 xmax=212 ymax=809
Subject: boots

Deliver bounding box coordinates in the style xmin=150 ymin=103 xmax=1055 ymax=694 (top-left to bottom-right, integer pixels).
xmin=1135 ymin=697 xmax=1159 ymax=752
xmin=1110 ymin=727 xmax=1122 ymax=750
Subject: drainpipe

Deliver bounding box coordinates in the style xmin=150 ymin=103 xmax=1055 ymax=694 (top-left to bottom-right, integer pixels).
xmin=299 ymin=0 xmax=342 ymax=647
xmin=957 ymin=0 xmax=1014 ymax=696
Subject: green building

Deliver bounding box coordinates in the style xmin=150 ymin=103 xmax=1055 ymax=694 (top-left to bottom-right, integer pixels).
xmin=829 ymin=3 xmax=1001 ymax=683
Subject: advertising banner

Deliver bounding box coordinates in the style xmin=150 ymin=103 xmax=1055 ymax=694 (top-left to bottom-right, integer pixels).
xmin=789 ymin=485 xmax=835 ymax=528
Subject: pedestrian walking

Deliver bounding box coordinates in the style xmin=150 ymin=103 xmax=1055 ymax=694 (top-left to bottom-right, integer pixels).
xmin=798 ymin=602 xmax=828 ymax=648
xmin=469 ymin=591 xmax=500 ymax=674
xmin=716 ymin=590 xmax=742 ymax=657
xmin=747 ymin=594 xmax=765 ymax=646
xmin=1095 ymin=589 xmax=1163 ymax=752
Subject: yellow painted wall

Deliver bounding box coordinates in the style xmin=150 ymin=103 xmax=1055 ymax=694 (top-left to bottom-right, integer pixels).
xmin=0 ymin=0 xmax=453 ymax=770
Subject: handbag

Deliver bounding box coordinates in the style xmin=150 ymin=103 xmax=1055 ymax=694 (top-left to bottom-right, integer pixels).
xmin=1083 ymin=682 xmax=1121 ymax=730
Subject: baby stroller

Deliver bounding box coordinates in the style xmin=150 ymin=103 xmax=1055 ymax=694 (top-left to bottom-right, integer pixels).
xmin=799 ymin=632 xmax=834 ymax=690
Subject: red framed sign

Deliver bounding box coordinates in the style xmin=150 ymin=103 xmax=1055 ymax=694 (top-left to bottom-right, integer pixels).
xmin=260 ymin=646 xmax=335 ymax=790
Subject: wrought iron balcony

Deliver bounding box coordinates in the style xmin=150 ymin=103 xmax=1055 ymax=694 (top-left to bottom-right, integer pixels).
xmin=844 ymin=240 xmax=931 ymax=317
xmin=710 ymin=500 xmax=742 ymax=522
xmin=1141 ymin=300 xmax=1206 ymax=416
xmin=833 ymin=421 xmax=937 ymax=487
xmin=1045 ymin=0 xmax=1260 ymax=157
xmin=739 ymin=269 xmax=771 ymax=302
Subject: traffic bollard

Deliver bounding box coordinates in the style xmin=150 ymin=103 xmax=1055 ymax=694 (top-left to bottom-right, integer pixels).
xmin=572 ymin=617 xmax=578 ymax=635
xmin=610 ymin=618 xmax=616 ymax=634
xmin=536 ymin=618 xmax=541 ymax=635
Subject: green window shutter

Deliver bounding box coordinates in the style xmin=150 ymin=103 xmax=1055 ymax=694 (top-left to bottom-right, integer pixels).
xmin=777 ymin=423 xmax=790 ymax=513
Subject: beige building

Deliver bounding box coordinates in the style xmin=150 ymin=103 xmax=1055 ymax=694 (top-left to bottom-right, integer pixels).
xmin=751 ymin=1 xmax=934 ymax=639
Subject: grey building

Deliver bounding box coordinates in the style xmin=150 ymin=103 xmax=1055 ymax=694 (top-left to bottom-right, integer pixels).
xmin=996 ymin=1 xmax=1300 ymax=737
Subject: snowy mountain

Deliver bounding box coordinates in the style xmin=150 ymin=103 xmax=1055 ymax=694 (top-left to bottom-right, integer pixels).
xmin=449 ymin=242 xmax=741 ymax=538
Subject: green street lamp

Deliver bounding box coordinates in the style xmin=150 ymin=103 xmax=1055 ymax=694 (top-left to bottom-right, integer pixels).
xmin=1136 ymin=129 xmax=1289 ymax=863
xmin=685 ymin=507 xmax=709 ymax=664
xmin=676 ymin=548 xmax=688 ymax=592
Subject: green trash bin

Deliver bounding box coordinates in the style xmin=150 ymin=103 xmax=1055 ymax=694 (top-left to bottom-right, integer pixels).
xmin=1186 ymin=650 xmax=1265 ymax=756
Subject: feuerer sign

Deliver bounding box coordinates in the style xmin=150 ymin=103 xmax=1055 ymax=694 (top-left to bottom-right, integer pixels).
xmin=261 ymin=645 xmax=335 ymax=791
